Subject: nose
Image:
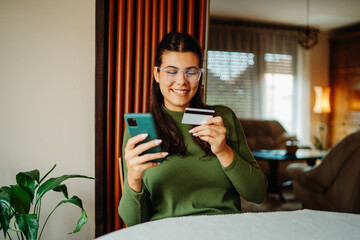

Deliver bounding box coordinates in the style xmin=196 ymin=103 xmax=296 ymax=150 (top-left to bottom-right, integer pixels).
xmin=175 ymin=70 xmax=188 ymax=84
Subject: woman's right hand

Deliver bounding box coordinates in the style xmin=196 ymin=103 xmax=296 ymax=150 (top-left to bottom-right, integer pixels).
xmin=124 ymin=133 xmax=168 ymax=192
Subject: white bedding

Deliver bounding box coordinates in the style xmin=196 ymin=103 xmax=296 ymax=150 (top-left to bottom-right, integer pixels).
xmin=96 ymin=209 xmax=360 ymax=240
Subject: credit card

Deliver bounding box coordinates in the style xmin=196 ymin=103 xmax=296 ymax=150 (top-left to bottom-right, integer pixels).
xmin=181 ymin=108 xmax=215 ymax=125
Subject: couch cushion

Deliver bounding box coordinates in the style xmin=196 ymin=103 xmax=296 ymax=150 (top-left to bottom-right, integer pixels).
xmin=238 ymin=119 xmax=288 ymax=150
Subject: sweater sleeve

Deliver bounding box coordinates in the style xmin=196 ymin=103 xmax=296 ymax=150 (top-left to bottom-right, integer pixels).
xmin=118 ymin=128 xmax=152 ymax=226
xmin=218 ymin=106 xmax=268 ymax=204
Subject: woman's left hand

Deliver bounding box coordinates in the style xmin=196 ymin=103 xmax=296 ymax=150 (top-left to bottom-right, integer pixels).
xmin=189 ymin=116 xmax=234 ymax=167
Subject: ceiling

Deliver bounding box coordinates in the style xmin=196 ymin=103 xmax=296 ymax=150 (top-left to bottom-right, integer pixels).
xmin=210 ymin=0 xmax=360 ymax=31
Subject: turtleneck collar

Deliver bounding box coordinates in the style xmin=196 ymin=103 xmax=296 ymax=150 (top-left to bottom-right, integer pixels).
xmin=162 ymin=106 xmax=184 ymax=122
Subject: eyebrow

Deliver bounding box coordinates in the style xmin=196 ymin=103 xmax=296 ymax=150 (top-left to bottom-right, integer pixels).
xmin=164 ymin=65 xmax=199 ymax=69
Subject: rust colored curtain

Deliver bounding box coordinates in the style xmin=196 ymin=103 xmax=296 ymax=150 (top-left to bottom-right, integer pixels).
xmin=95 ymin=0 xmax=208 ymax=236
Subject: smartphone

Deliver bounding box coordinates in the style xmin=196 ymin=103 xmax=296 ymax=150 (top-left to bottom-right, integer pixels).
xmin=124 ymin=113 xmax=164 ymax=163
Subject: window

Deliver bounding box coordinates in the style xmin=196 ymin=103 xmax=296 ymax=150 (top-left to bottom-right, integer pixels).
xmin=263 ymin=53 xmax=294 ymax=132
xmin=207 ymin=51 xmax=255 ymax=118
xmin=207 ymin=22 xmax=309 ymax=142
xmin=206 ymin=51 xmax=296 ymax=133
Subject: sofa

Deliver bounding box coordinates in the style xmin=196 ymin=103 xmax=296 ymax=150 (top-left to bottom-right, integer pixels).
xmin=286 ymin=130 xmax=360 ymax=213
xmin=238 ymin=119 xmax=298 ymax=181
xmin=238 ymin=119 xmax=297 ymax=150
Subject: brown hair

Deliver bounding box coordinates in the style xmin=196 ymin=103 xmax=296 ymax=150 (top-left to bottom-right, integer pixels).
xmin=150 ymin=32 xmax=213 ymax=156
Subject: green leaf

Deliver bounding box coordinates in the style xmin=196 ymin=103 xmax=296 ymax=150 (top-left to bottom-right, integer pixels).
xmin=16 ymin=170 xmax=40 ymax=184
xmin=10 ymin=185 xmax=31 ymax=214
xmin=0 ymin=191 xmax=11 ymax=237
xmin=53 ymin=184 xmax=69 ymax=199
xmin=0 ymin=186 xmax=11 ymax=195
xmin=72 ymin=209 xmax=88 ymax=233
xmin=57 ymin=195 xmax=83 ymax=209
xmin=36 ymin=175 xmax=94 ymax=204
xmin=16 ymin=170 xmax=39 ymax=203
xmin=56 ymin=196 xmax=88 ymax=234
xmin=16 ymin=214 xmax=39 ymax=240
xmin=38 ymin=164 xmax=56 ymax=185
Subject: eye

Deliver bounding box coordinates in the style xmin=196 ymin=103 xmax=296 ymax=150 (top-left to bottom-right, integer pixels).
xmin=186 ymin=67 xmax=199 ymax=76
xmin=165 ymin=67 xmax=178 ymax=75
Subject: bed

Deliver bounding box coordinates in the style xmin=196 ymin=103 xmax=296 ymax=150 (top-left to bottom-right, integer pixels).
xmin=95 ymin=209 xmax=360 ymax=240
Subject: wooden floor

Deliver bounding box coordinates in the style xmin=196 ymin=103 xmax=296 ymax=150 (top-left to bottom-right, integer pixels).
xmin=241 ymin=188 xmax=302 ymax=213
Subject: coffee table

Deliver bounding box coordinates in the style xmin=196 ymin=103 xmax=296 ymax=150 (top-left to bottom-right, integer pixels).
xmin=252 ymin=149 xmax=326 ymax=201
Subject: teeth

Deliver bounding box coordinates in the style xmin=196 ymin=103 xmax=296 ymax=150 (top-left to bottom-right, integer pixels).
xmin=173 ymin=90 xmax=188 ymax=94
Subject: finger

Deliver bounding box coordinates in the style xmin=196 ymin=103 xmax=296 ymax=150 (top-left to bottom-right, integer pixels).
xmin=198 ymin=135 xmax=215 ymax=145
xmin=134 ymin=151 xmax=169 ymax=165
xmin=124 ymin=134 xmax=151 ymax=160
xmin=143 ymin=161 xmax=161 ymax=170
xmin=193 ymin=128 xmax=213 ymax=137
xmin=189 ymin=124 xmax=214 ymax=133
xmin=125 ymin=133 xmax=149 ymax=151
xmin=192 ymin=125 xmax=225 ymax=137
xmin=128 ymin=138 xmax=163 ymax=157
xmin=126 ymin=160 xmax=160 ymax=181
xmin=197 ymin=130 xmax=225 ymax=144
xmin=135 ymin=160 xmax=161 ymax=173
xmin=190 ymin=117 xmax=225 ymax=133
xmin=202 ymin=116 xmax=223 ymax=126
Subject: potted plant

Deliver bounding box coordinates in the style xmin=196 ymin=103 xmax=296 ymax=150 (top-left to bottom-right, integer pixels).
xmin=0 ymin=164 xmax=94 ymax=240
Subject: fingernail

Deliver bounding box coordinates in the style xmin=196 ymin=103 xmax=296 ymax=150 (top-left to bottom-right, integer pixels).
xmin=154 ymin=139 xmax=162 ymax=145
xmin=162 ymin=152 xmax=169 ymax=156
xmin=200 ymin=120 xmax=207 ymax=124
xmin=141 ymin=133 xmax=148 ymax=138
xmin=189 ymin=129 xmax=194 ymax=133
xmin=193 ymin=133 xmax=198 ymax=137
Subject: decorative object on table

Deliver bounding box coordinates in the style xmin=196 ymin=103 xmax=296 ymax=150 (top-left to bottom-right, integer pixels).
xmin=285 ymin=140 xmax=298 ymax=155
xmin=286 ymin=130 xmax=360 ymax=213
xmin=312 ymin=136 xmax=324 ymax=150
xmin=0 ymin=164 xmax=94 ymax=240
xmin=313 ymin=86 xmax=331 ymax=150
xmin=298 ymin=0 xmax=319 ymax=49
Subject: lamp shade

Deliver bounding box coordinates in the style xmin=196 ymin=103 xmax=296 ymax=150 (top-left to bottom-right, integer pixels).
xmin=313 ymin=86 xmax=331 ymax=113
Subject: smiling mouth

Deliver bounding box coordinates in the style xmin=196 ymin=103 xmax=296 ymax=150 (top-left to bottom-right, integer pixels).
xmin=172 ymin=89 xmax=189 ymax=94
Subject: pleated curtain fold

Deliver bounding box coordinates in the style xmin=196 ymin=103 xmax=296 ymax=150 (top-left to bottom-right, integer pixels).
xmin=95 ymin=0 xmax=208 ymax=236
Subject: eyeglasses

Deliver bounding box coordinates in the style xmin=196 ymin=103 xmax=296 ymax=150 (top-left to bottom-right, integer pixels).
xmin=157 ymin=66 xmax=203 ymax=83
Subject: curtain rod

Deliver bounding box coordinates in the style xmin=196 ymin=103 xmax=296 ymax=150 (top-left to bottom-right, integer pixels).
xmin=210 ymin=18 xmax=319 ymax=33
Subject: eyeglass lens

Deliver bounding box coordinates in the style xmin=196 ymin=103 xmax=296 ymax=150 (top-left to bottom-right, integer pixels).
xmin=163 ymin=67 xmax=202 ymax=82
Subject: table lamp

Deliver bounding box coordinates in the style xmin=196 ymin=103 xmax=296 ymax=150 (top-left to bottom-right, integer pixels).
xmin=313 ymin=86 xmax=331 ymax=149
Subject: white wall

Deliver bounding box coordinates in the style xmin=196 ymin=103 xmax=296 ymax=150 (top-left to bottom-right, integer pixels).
xmin=0 ymin=0 xmax=95 ymax=239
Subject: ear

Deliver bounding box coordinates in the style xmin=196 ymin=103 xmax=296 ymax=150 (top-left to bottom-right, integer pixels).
xmin=153 ymin=67 xmax=160 ymax=83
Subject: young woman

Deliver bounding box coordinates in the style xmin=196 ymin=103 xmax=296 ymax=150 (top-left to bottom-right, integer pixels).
xmin=119 ymin=32 xmax=267 ymax=226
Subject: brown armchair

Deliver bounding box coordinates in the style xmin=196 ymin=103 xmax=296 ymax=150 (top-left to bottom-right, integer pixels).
xmin=286 ymin=130 xmax=360 ymax=213
xmin=239 ymin=119 xmax=298 ymax=180
xmin=238 ymin=119 xmax=297 ymax=151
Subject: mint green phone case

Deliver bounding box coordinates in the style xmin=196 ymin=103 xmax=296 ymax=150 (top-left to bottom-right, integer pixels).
xmin=124 ymin=113 xmax=164 ymax=163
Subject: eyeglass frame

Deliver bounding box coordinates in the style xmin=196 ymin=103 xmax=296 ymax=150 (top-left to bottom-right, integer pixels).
xmin=156 ymin=66 xmax=204 ymax=83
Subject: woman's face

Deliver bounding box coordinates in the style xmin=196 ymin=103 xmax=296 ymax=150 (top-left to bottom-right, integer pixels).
xmin=154 ymin=51 xmax=200 ymax=112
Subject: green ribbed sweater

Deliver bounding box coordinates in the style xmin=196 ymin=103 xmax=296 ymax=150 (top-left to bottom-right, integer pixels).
xmin=119 ymin=105 xmax=267 ymax=226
